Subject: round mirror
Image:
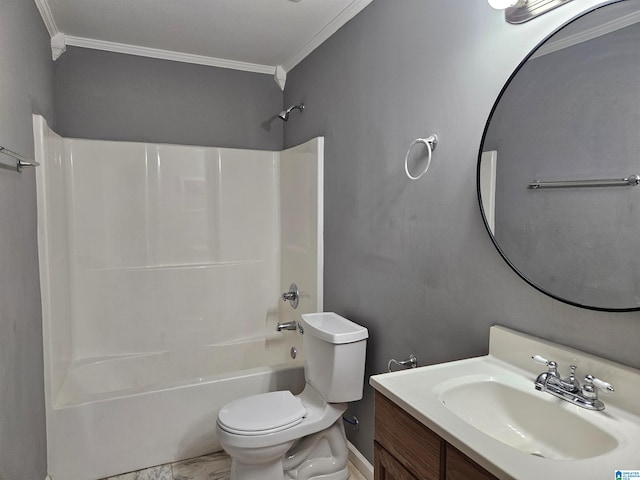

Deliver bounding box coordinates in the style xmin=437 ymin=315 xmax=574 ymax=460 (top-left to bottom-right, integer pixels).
xmin=478 ymin=0 xmax=640 ymax=311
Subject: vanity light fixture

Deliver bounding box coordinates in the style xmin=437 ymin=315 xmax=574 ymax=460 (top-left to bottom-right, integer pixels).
xmin=488 ymin=0 xmax=526 ymax=8
xmin=489 ymin=0 xmax=574 ymax=24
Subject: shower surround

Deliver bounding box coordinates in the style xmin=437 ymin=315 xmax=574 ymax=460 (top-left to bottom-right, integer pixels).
xmin=33 ymin=115 xmax=323 ymax=480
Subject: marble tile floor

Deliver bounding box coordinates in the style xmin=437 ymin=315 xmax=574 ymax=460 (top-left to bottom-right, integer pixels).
xmin=102 ymin=451 xmax=368 ymax=480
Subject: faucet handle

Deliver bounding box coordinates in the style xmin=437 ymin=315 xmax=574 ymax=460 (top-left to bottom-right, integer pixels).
xmin=585 ymin=375 xmax=615 ymax=393
xmin=532 ymin=354 xmax=550 ymax=365
xmin=281 ymin=283 xmax=299 ymax=309
xmin=532 ymin=355 xmax=558 ymax=375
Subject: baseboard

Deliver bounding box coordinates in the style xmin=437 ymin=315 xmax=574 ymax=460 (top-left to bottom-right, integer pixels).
xmin=348 ymin=441 xmax=374 ymax=480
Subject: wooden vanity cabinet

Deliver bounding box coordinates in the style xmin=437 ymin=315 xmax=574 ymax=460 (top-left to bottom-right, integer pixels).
xmin=374 ymin=392 xmax=499 ymax=480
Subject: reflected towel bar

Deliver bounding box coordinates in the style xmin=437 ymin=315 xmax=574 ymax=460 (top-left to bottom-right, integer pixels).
xmin=529 ymin=174 xmax=640 ymax=189
xmin=0 ymin=145 xmax=40 ymax=172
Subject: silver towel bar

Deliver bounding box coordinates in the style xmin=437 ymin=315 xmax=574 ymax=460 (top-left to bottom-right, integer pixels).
xmin=0 ymin=145 xmax=40 ymax=172
xmin=529 ymin=174 xmax=640 ymax=189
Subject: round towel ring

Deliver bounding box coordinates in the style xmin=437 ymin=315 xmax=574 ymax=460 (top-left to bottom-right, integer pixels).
xmin=404 ymin=134 xmax=438 ymax=180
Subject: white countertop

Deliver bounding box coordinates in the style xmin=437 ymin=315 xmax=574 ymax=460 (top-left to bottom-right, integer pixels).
xmin=370 ymin=326 xmax=640 ymax=480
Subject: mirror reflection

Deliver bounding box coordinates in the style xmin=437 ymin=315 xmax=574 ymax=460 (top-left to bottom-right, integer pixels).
xmin=479 ymin=0 xmax=640 ymax=311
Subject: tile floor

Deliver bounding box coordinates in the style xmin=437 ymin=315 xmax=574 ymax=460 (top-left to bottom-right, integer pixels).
xmin=102 ymin=451 xmax=367 ymax=480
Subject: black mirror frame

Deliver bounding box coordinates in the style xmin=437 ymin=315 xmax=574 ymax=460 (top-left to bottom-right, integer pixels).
xmin=476 ymin=0 xmax=640 ymax=313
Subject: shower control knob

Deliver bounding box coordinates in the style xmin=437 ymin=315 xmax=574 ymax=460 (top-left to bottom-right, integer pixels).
xmin=281 ymin=283 xmax=299 ymax=309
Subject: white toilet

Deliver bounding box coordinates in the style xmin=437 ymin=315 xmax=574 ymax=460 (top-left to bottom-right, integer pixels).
xmin=216 ymin=312 xmax=368 ymax=480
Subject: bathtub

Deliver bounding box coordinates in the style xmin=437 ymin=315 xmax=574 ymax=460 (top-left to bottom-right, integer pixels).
xmin=47 ymin=347 xmax=305 ymax=480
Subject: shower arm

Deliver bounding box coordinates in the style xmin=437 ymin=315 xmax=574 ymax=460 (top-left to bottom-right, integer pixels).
xmin=287 ymin=104 xmax=304 ymax=114
xmin=278 ymin=103 xmax=305 ymax=121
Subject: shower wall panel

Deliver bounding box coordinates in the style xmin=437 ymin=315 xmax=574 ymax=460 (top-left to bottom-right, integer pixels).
xmin=35 ymin=115 xmax=324 ymax=415
xmin=65 ymin=140 xmax=279 ymax=358
xmin=279 ymin=138 xmax=324 ymax=327
xmin=34 ymin=117 xmax=73 ymax=402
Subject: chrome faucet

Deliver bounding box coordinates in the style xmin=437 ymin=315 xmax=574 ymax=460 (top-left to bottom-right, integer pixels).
xmin=276 ymin=321 xmax=297 ymax=332
xmin=532 ymin=354 xmax=614 ymax=411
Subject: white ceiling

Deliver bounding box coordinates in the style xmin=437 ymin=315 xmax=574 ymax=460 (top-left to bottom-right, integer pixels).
xmin=34 ymin=0 xmax=373 ymax=88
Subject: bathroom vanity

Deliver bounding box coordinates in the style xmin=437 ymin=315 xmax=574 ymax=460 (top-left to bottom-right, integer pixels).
xmin=374 ymin=390 xmax=496 ymax=480
xmin=370 ymin=326 xmax=640 ymax=480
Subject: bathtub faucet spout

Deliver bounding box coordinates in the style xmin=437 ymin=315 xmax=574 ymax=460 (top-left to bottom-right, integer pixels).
xmin=277 ymin=321 xmax=298 ymax=332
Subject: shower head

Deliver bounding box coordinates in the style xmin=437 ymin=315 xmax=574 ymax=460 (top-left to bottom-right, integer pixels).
xmin=278 ymin=103 xmax=304 ymax=121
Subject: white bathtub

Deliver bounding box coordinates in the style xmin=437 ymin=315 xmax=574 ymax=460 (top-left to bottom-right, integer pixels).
xmin=47 ymin=351 xmax=305 ymax=480
xmin=55 ymin=336 xmax=295 ymax=405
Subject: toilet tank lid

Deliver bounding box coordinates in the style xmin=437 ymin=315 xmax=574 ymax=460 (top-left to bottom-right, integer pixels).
xmin=301 ymin=312 xmax=368 ymax=344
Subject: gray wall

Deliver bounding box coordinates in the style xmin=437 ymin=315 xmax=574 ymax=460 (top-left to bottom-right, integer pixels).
xmin=283 ymin=0 xmax=640 ymax=461
xmin=0 ymin=0 xmax=54 ymax=478
xmin=55 ymin=47 xmax=284 ymax=150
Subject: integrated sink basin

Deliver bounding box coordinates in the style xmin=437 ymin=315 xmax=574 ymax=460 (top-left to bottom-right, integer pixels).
xmin=370 ymin=326 xmax=640 ymax=480
xmin=435 ymin=376 xmax=618 ymax=460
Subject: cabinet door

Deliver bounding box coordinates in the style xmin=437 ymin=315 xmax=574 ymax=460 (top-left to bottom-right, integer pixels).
xmin=445 ymin=445 xmax=498 ymax=480
xmin=375 ymin=442 xmax=419 ymax=480
xmin=374 ymin=392 xmax=443 ymax=480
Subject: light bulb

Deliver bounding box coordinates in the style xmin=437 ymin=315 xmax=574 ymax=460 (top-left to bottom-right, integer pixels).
xmin=488 ymin=0 xmax=526 ymax=9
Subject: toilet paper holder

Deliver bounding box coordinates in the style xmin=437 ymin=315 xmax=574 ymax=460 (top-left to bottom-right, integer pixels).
xmin=387 ymin=354 xmax=418 ymax=372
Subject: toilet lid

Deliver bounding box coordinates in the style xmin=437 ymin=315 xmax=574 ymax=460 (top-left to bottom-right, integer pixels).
xmin=218 ymin=391 xmax=307 ymax=435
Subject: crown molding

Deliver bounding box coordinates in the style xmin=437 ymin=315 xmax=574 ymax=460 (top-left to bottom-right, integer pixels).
xmin=531 ymin=9 xmax=640 ymax=59
xmin=64 ymin=36 xmax=276 ymax=75
xmin=51 ymin=33 xmax=66 ymax=60
xmin=274 ymin=65 xmax=287 ymax=90
xmin=281 ymin=0 xmax=373 ymax=72
xmin=33 ymin=0 xmax=59 ymax=38
xmin=33 ymin=0 xmax=371 ymax=88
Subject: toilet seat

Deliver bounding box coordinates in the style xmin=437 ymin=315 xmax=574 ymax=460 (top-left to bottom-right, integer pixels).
xmin=217 ymin=391 xmax=307 ymax=436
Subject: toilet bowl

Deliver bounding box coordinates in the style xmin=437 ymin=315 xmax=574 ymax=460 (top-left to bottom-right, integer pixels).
xmin=216 ymin=312 xmax=368 ymax=480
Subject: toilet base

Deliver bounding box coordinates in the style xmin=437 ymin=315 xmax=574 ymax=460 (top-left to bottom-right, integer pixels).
xmin=222 ymin=418 xmax=350 ymax=480
xmin=287 ymin=468 xmax=348 ymax=480
xmin=284 ymin=419 xmax=349 ymax=480
xmin=286 ymin=467 xmax=348 ymax=480
xmin=227 ymin=441 xmax=295 ymax=480
xmin=231 ymin=459 xmax=287 ymax=480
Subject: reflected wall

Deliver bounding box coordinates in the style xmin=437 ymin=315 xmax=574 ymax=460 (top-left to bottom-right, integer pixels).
xmin=483 ymin=21 xmax=640 ymax=309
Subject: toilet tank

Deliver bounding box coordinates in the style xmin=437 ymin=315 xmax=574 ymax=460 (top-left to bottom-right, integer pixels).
xmin=300 ymin=312 xmax=368 ymax=403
